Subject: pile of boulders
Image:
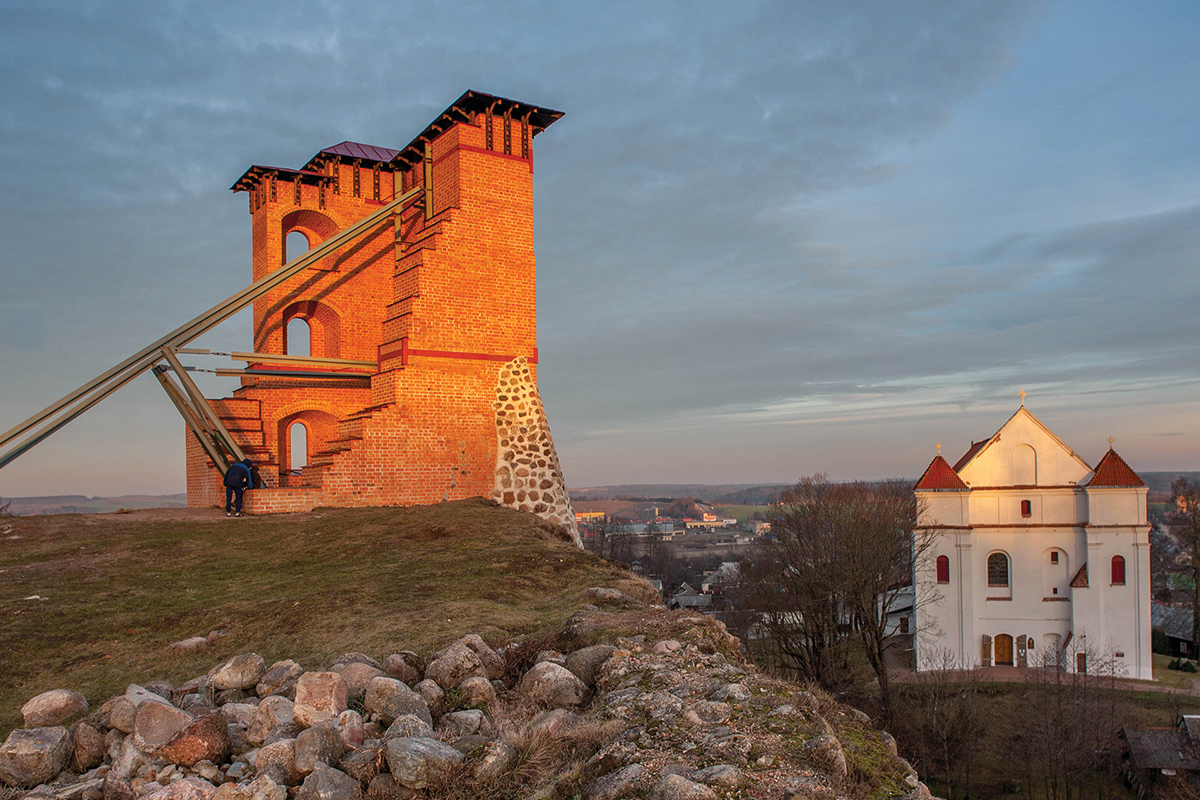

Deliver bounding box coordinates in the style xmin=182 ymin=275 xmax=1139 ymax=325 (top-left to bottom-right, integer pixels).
xmin=0 ymin=589 xmax=932 ymax=800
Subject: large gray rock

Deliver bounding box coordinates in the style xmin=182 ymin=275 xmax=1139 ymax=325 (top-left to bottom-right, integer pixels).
xmin=219 ymin=703 xmax=259 ymax=729
xmin=210 ymin=654 xmax=267 ymax=692
xmin=691 ymin=764 xmax=745 ymax=790
xmin=412 ymin=681 xmax=445 ymax=718
xmin=565 ymin=645 xmax=615 ymax=686
xmin=112 ymin=735 xmax=150 ymax=779
xmin=584 ymin=763 xmax=645 ymax=800
xmin=337 ymin=741 xmax=385 ymax=784
xmin=246 ymin=775 xmax=287 ymax=800
xmin=70 ymin=720 xmax=106 ymax=772
xmin=435 ymin=710 xmax=493 ymax=739
xmin=124 ymin=684 xmax=173 ymax=708
xmin=294 ymin=674 xmax=348 ymax=728
xmin=103 ymin=697 xmax=139 ymax=734
xmin=247 ymin=697 xmax=296 ymax=748
xmin=454 ymin=676 xmax=495 ymax=708
xmin=22 ymin=689 xmax=89 ymax=728
xmin=255 ymin=738 xmax=303 ymax=786
xmin=295 ymin=762 xmax=362 ymax=800
xmin=519 ymin=662 xmax=587 ymax=708
xmin=103 ymin=771 xmax=134 ymax=800
xmin=473 ymin=740 xmax=516 ymax=782
xmin=803 ymin=733 xmax=847 ymax=779
xmin=133 ymin=701 xmax=194 ymax=753
xmin=0 ymin=726 xmax=73 ymax=787
xmin=650 ymin=775 xmax=718 ymax=800
xmin=333 ymin=663 xmax=385 ymax=698
xmin=381 ymin=653 xmax=422 ymax=686
xmin=333 ymin=711 xmax=363 ymax=750
xmin=160 ymin=713 xmax=231 ymax=768
xmin=256 ymin=661 xmax=305 ymax=700
xmin=294 ymin=723 xmax=343 ymax=775
xmin=384 ymin=737 xmax=464 ymax=790
xmin=456 ymin=635 xmax=504 ymax=681
xmin=362 ymin=678 xmax=416 ymax=726
xmin=141 ymin=777 xmax=218 ymax=800
xmin=683 ymin=701 xmax=732 ymax=727
xmin=585 ymin=587 xmax=640 ymax=607
xmin=383 ymin=715 xmax=433 ymax=741
xmin=424 ymin=643 xmax=487 ymax=691
xmin=329 ymin=653 xmax=381 ymax=671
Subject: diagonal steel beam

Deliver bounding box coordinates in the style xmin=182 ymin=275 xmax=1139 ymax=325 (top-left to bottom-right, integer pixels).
xmin=160 ymin=346 xmax=247 ymax=464
xmin=152 ymin=365 xmax=231 ymax=473
xmin=0 ymin=186 xmax=421 ymax=468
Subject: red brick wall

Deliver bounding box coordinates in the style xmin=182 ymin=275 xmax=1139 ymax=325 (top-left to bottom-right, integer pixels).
xmin=188 ymin=107 xmax=567 ymax=527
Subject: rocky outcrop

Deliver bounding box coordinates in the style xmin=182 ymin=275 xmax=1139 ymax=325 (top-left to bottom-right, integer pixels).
xmin=0 ymin=589 xmax=928 ymax=799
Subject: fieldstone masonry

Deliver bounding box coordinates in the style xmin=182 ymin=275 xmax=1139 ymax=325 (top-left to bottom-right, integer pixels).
xmin=0 ymin=589 xmax=932 ymax=799
xmin=492 ymin=356 xmax=579 ymax=543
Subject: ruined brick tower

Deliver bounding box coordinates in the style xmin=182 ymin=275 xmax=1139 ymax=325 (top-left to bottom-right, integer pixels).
xmin=185 ymin=91 xmax=578 ymax=541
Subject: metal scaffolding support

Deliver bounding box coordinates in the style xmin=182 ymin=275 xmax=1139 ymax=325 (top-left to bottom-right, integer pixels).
xmin=0 ymin=185 xmax=422 ymax=472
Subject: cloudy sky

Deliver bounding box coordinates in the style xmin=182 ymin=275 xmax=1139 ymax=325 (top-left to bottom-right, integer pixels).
xmin=1 ymin=0 xmax=1198 ymax=497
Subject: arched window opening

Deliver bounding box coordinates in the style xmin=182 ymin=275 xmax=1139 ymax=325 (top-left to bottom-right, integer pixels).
xmin=289 ymin=422 xmax=308 ymax=473
xmin=286 ymin=317 xmax=311 ymax=358
xmin=1013 ymin=444 xmax=1037 ymax=485
xmin=1111 ymin=555 xmax=1126 ymax=585
xmin=286 ymin=230 xmax=310 ymax=264
xmin=936 ymin=555 xmax=950 ymax=584
xmin=1021 ymin=499 xmax=1032 ymax=518
xmin=988 ymin=553 xmax=1010 ymax=587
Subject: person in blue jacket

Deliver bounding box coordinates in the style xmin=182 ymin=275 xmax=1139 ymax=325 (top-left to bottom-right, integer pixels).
xmin=223 ymin=458 xmax=253 ymax=517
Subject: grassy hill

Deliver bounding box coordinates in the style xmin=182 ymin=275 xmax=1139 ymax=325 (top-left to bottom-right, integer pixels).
xmin=0 ymin=498 xmax=650 ymax=732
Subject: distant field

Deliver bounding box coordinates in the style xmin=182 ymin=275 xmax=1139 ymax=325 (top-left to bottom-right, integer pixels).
xmin=0 ymin=499 xmax=649 ymax=733
xmin=714 ymin=505 xmax=771 ymax=523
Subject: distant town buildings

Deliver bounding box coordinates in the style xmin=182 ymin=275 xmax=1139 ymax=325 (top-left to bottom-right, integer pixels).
xmin=914 ymin=404 xmax=1152 ymax=679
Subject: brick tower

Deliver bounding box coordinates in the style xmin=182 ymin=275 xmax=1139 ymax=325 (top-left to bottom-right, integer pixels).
xmin=185 ymin=91 xmax=577 ymax=541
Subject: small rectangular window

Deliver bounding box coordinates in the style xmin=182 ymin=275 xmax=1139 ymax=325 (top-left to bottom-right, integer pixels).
xmin=1050 ymin=551 xmax=1059 ymax=564
xmin=1021 ymin=499 xmax=1032 ymax=518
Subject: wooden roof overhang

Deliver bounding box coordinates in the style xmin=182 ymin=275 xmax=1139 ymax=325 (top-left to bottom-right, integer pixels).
xmin=229 ymin=165 xmax=330 ymax=194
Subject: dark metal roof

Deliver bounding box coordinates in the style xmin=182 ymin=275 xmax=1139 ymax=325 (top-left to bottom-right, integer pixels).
xmin=1124 ymin=727 xmax=1200 ymax=770
xmin=230 ymin=165 xmax=329 ymax=193
xmin=1153 ymin=604 xmax=1194 ymax=641
xmin=388 ymin=89 xmax=564 ymax=169
xmin=231 ymin=90 xmax=563 ymax=192
xmin=320 ymin=141 xmax=401 ymax=163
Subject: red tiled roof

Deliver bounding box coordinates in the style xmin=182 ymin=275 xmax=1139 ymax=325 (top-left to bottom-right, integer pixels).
xmin=915 ymin=455 xmax=969 ymax=490
xmin=1086 ymin=449 xmax=1146 ymax=487
xmin=1070 ymin=563 xmax=1089 ymax=588
xmin=952 ymin=439 xmax=990 ymax=471
xmin=320 ymin=141 xmax=401 ymax=163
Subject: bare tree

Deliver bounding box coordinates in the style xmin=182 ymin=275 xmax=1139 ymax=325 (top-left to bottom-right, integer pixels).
xmin=892 ymin=650 xmax=991 ymax=800
xmin=741 ymin=475 xmax=931 ymax=719
xmin=1172 ymin=478 xmax=1200 ymax=657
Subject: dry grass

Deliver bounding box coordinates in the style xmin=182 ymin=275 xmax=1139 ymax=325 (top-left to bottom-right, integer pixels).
xmin=0 ymin=498 xmax=640 ymax=733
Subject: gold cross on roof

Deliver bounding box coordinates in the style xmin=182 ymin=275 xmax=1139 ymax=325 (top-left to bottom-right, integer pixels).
xmin=1107 ymin=436 xmax=1115 ymax=449
xmin=1018 ymin=388 xmax=1027 ymax=405
xmin=936 ymin=443 xmax=941 ymax=455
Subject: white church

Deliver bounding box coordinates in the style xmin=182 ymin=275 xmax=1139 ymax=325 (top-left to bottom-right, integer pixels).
xmin=913 ymin=401 xmax=1152 ymax=679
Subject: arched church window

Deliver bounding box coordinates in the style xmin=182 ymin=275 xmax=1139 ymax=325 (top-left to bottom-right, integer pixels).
xmin=988 ymin=552 xmax=1010 ymax=587
xmin=1111 ymin=555 xmax=1126 ymax=585
xmin=936 ymin=555 xmax=950 ymax=584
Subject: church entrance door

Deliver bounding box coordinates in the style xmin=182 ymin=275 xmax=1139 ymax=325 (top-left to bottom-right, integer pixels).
xmin=995 ymin=634 xmax=1014 ymax=666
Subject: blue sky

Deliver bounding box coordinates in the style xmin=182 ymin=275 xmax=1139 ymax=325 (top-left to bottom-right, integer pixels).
xmin=1 ymin=0 xmax=1197 ymax=496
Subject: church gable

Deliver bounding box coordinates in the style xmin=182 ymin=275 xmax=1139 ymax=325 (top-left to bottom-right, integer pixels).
xmin=955 ymin=406 xmax=1091 ymax=488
